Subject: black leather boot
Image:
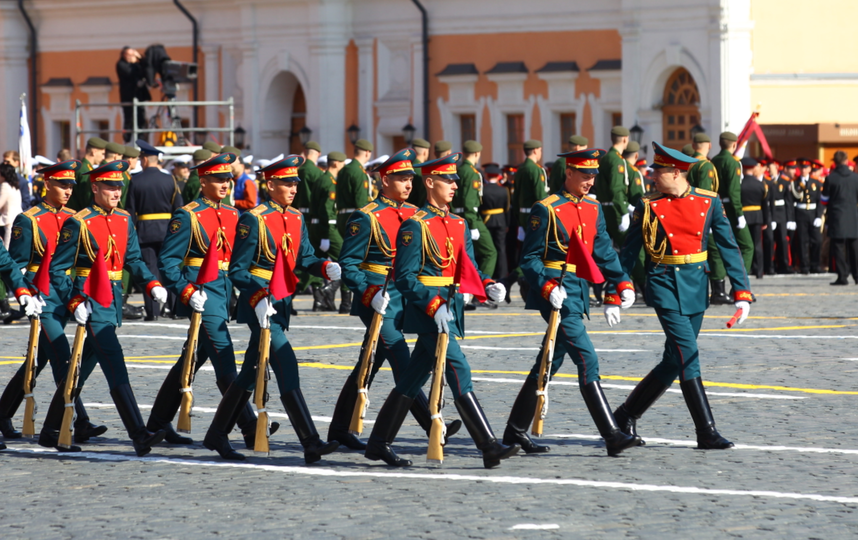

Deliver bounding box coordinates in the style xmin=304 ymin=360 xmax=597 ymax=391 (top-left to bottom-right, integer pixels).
xmin=364 ymin=389 xmax=413 ymax=467
xmin=73 ymin=397 xmax=107 ymax=443
xmin=311 ymin=285 xmax=325 ymax=312
xmin=709 ymin=280 xmax=731 ymax=305
xmin=410 ymin=390 xmax=462 ymax=444
xmin=218 ymin=378 xmax=279 ymax=451
xmin=0 ymin=299 xmax=12 ymax=320
xmin=122 ymin=295 xmax=144 ymax=320
xmin=517 ymin=276 xmax=530 ymax=303
xmin=37 ymin=384 xmax=80 ymax=452
xmin=320 ymin=280 xmax=339 ymax=311
xmin=455 ymin=392 xmax=519 ymax=469
xmin=338 ymin=291 xmax=353 ymax=315
xmin=110 ymin=384 xmax=166 ymax=457
xmin=0 ymin=370 xmax=25 ymax=439
xmin=680 ymin=377 xmax=734 ymax=449
xmin=146 ymin=362 xmax=194 ymax=445
xmin=613 ymin=370 xmax=670 ymax=446
xmin=580 ymin=381 xmax=636 ymax=457
xmin=281 ymin=389 xmax=339 ymax=464
xmin=327 ymin=374 xmax=367 ymax=450
xmin=502 ymin=377 xmax=549 ymax=454
xmin=203 ymin=383 xmax=250 ymax=460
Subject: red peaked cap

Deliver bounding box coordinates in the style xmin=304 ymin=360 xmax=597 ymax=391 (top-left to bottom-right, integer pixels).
xmin=83 ymin=247 xmax=114 ymax=308
xmin=269 ymin=246 xmax=298 ymax=300
xmin=566 ymin=229 xmax=604 ymax=284
xmin=455 ymin=244 xmax=487 ymax=302
xmin=32 ymin=245 xmax=53 ymax=296
xmin=195 ymin=241 xmax=221 ymax=286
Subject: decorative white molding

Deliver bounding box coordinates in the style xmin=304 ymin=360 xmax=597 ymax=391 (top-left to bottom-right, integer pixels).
xmin=536 ymin=70 xmax=584 ymax=161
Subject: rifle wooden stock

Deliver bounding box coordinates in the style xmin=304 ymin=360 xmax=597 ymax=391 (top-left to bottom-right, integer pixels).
xmin=253 ymin=327 xmax=272 ymax=456
xmin=21 ymin=316 xmax=40 ymax=437
xmin=176 ymin=310 xmax=202 ymax=434
xmin=532 ymin=307 xmax=559 ymax=437
xmin=349 ymin=311 xmax=382 ymax=435
xmin=426 ymin=330 xmax=449 ymax=465
xmin=58 ymin=324 xmax=86 ymax=449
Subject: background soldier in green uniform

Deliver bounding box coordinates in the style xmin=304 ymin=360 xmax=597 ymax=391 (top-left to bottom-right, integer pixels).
xmin=336 ymin=139 xmax=374 ymax=313
xmin=295 ymin=141 xmax=325 ymax=299
xmin=406 ymin=138 xmax=430 ymax=207
xmin=310 ymin=152 xmax=347 ymax=311
xmin=595 ymin=126 xmax=631 ymax=246
xmin=624 ymin=141 xmax=646 ymax=295
xmin=453 ymin=140 xmax=497 ymax=281
xmin=67 ymin=137 xmax=107 ymax=211
xmin=182 ymin=148 xmax=212 ymax=204
xmin=549 ymin=135 xmax=588 ymax=193
xmin=711 ymin=132 xmax=754 ymax=276
xmin=433 ymin=140 xmax=452 ymax=159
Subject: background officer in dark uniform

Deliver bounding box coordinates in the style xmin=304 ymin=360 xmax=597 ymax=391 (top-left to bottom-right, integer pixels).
xmin=822 ymin=151 xmax=858 ymax=284
xmin=791 ymin=159 xmax=824 ymax=273
xmin=125 ymin=140 xmax=183 ymax=320
xmin=777 ymin=160 xmax=799 ymax=273
xmin=478 ymin=163 xmax=509 ymax=280
xmin=740 ymin=157 xmax=770 ymax=278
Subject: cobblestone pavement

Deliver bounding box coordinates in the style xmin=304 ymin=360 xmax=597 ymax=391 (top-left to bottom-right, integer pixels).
xmin=1 ymin=273 xmax=857 ymax=538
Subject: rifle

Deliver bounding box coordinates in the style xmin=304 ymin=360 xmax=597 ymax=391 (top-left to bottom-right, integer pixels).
xmin=349 ymin=269 xmax=393 ymax=436
xmin=21 ymin=315 xmax=40 ymax=437
xmin=253 ymin=297 xmax=273 ymax=456
xmin=176 ymin=304 xmax=203 ymax=434
xmin=532 ymin=265 xmax=568 ymax=437
xmin=58 ymin=323 xmax=86 ymax=449
xmin=427 ymin=282 xmax=457 ymax=465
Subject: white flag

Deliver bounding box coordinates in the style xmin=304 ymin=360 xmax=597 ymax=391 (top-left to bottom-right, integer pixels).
xmin=19 ymin=95 xmax=33 ymax=179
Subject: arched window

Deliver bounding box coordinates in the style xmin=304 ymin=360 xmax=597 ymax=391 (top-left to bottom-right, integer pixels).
xmin=662 ymin=68 xmax=701 ymax=149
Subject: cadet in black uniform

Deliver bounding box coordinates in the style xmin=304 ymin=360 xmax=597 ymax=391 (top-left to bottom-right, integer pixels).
xmin=768 ymin=160 xmax=795 ymax=274
xmin=478 ymin=163 xmax=510 ymax=280
xmin=791 ymin=159 xmax=824 ymax=274
xmin=125 ymin=140 xmax=183 ymax=319
xmin=740 ymin=157 xmax=770 ymax=278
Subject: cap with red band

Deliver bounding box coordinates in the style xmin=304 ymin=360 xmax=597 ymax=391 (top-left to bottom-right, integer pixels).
xmin=82 ymin=160 xmax=130 ymax=187
xmin=418 ymin=152 xmax=461 ymax=180
xmin=259 ymin=155 xmax=305 ymax=180
xmin=557 ymin=148 xmax=605 ymax=174
xmin=374 ymin=148 xmax=416 ymax=177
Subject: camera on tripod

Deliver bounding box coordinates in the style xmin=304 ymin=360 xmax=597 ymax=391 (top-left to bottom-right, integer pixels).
xmin=144 ymin=44 xmax=197 ymax=99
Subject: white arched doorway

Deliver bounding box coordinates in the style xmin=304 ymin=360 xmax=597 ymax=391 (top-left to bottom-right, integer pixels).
xmin=258 ymin=71 xmax=306 ymax=158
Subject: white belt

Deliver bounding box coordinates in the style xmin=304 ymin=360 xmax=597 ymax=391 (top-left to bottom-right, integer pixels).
xmin=298 ymin=207 xmax=309 ymax=213
xmin=774 ymin=200 xmax=785 ymax=206
xmin=453 ymin=207 xmax=465 ymax=213
xmin=518 ymin=207 xmax=531 ymax=214
xmin=796 ymin=203 xmax=817 ymax=210
xmin=329 ymin=219 xmax=336 ymax=224
xmin=721 ymin=197 xmax=730 ymax=203
xmin=338 ymin=208 xmax=356 ymax=214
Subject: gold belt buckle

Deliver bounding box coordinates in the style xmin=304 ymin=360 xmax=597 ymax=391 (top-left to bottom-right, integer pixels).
xmin=684 ymin=254 xmax=692 ymax=264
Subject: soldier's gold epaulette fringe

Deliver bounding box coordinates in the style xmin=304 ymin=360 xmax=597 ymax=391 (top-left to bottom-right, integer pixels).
xmin=73 ymin=208 xmax=91 ymax=221
xmin=182 ymin=201 xmax=200 ymax=212
xmin=539 ymin=195 xmax=559 ymax=207
xmin=360 ymin=202 xmax=379 ymax=213
xmin=61 ymin=207 xmax=75 ymax=215
xmin=221 ymin=203 xmax=237 ymax=212
xmin=24 ymin=206 xmax=40 ymax=217
xmin=642 ymin=192 xmax=664 ymax=201
xmin=695 ymin=188 xmax=718 ymax=197
xmin=250 ymin=205 xmax=267 ymax=216
xmin=286 ymin=206 xmax=302 ymax=216
xmin=411 ymin=210 xmax=428 ymax=221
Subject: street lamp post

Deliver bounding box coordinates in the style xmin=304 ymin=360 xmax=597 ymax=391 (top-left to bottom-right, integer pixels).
xmin=234 ymin=126 xmax=246 ymax=149
xmin=347 ymin=124 xmax=361 ymax=146
xmin=299 ymin=125 xmax=312 ymax=146
xmin=402 ymin=123 xmax=416 ymax=146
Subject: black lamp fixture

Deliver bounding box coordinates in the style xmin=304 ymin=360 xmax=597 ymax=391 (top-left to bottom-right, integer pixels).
xmin=347 ymin=124 xmax=361 ymax=145
xmin=234 ymin=125 xmax=246 ymax=149
xmin=629 ymin=123 xmax=644 ymax=144
xmin=402 ymin=123 xmax=416 ymax=146
xmin=690 ymin=123 xmax=705 ymax=138
xmin=299 ymin=125 xmax=312 ymax=146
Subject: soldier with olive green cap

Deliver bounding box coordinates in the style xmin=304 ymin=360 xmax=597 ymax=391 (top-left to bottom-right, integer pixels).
xmin=595 ymin=126 xmax=632 ymax=246
xmin=309 ymin=151 xmax=348 ymax=311
xmin=67 ymin=137 xmax=108 ymax=211
xmin=453 ymin=140 xmax=497 ymax=283
xmin=711 ymin=131 xmax=754 ymax=285
xmin=550 ymin=135 xmax=588 ymax=193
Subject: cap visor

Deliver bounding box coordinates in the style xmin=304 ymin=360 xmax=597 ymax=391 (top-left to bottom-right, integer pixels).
xmin=387 ymin=170 xmax=415 ymax=177
xmin=99 ymin=180 xmax=126 ymax=187
xmin=572 ymin=167 xmax=599 ymax=175
xmin=52 ymin=179 xmax=77 ymax=185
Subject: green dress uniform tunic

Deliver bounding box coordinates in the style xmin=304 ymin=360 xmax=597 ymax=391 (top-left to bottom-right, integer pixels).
xmin=594 ymin=147 xmax=630 ymax=245
xmin=711 ymin=149 xmax=754 ymax=274
xmin=310 ymin=170 xmax=342 ymax=259
xmin=686 ymin=152 xmax=728 ymax=279
xmin=452 ymin=160 xmax=497 ymax=276
xmin=66 ymin=158 xmax=95 ymax=212
xmin=296 ymin=160 xmax=325 ymax=290
xmin=182 ymin=169 xmax=201 ymax=206
xmin=406 ymin=160 xmax=425 ymax=207
xmin=336 ymin=159 xmax=370 ymax=238
xmin=548 ymin=158 xmax=567 ymax=194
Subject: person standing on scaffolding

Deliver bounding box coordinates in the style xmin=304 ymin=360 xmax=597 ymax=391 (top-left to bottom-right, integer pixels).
xmin=116 ymin=47 xmax=151 ymax=143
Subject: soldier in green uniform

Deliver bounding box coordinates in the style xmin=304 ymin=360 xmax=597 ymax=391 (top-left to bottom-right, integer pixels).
xmin=309 ymin=152 xmax=347 ymax=311
xmin=624 ymin=141 xmax=647 ymax=295
xmin=295 ymin=141 xmax=325 ymax=297
xmin=406 ymin=138 xmax=430 ymax=207
xmin=67 ymin=137 xmax=107 ymax=211
xmin=594 ymin=126 xmax=631 ymax=246
xmin=549 ymin=135 xmax=588 ymax=193
xmin=433 ymin=140 xmax=452 ymax=159
xmin=615 ymin=142 xmax=752 ymax=450
xmin=711 ymin=132 xmax=754 ymax=276
xmin=336 ymin=139 xmax=374 ymax=313
xmin=452 ymin=140 xmax=497 ymax=279
xmin=182 ymin=148 xmax=212 ymax=205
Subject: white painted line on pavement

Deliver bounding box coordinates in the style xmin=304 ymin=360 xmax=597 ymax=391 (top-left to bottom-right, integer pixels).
xmin=544 ymin=433 xmax=858 ymax=456
xmin=510 ymin=524 xmax=560 ymax=530
xmin=470 ymin=378 xmax=805 ymax=400
xmin=7 ymin=447 xmax=858 ymax=506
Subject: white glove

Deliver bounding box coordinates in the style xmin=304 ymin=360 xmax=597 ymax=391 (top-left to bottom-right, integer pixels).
xmin=433 ymin=303 xmax=454 ymax=334
xmin=786 ymin=221 xmax=796 ymax=231
xmin=320 ymin=238 xmax=330 ymax=252
xmin=486 ymin=282 xmax=505 ymax=303
xmin=771 ymin=221 xmax=777 ymax=231
xmin=470 ymin=228 xmax=480 ymax=241
xmin=151 ymin=286 xmax=168 ymax=304
xmin=325 ymin=262 xmax=342 ymax=281
xmin=517 ymin=226 xmax=525 ymax=242
xmin=462 ymin=293 xmax=472 ymax=304
xmin=627 ymin=204 xmax=636 ymax=214
xmin=604 ymin=304 xmax=621 ymax=327
xmin=19 ymin=295 xmax=42 ymax=317
xmin=370 ymin=290 xmax=389 ymax=315
xmin=255 ymin=297 xmax=277 ymax=329
xmin=74 ymin=300 xmax=92 ymax=325
xmin=813 ymin=217 xmax=822 ymax=228
xmin=189 ymin=290 xmax=208 ymax=312
xmin=618 ymin=213 xmax=630 ymax=232
xmin=737 ymin=215 xmax=747 ymax=229
xmin=734 ymin=301 xmax=750 ymax=325
xmin=620 ymin=289 xmax=635 ymax=309
xmin=548 ymin=284 xmax=567 ymax=310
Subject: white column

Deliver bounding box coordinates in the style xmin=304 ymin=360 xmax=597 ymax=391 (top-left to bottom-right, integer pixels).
xmin=0 ymin=4 xmax=29 ymax=153
xmin=718 ymin=0 xmax=753 ymax=132
xmin=201 ymin=44 xmax=221 ymax=130
xmin=309 ymin=38 xmax=348 ymax=153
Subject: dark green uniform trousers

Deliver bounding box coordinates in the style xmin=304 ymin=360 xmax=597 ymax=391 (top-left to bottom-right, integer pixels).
xmin=394 ymin=334 xmax=474 ymax=400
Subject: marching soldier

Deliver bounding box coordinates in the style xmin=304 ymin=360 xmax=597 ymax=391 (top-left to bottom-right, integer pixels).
xmin=335 ymin=139 xmax=374 ymax=313
xmin=503 ymin=149 xmax=637 ymax=457
xmin=740 ymin=157 xmax=770 ymax=279
xmin=329 ymin=149 xmax=462 ymax=449
xmin=791 ymin=159 xmax=824 ymax=273
xmin=125 ymin=140 xmax=183 ymax=320
xmin=40 ymin=160 xmax=170 ymax=456
xmin=203 ymin=156 xmax=341 ymax=463
xmin=595 ymin=126 xmax=631 ymax=245
xmin=67 ymin=137 xmax=107 ymax=211
xmin=453 ymin=140 xmax=497 ymax=282
xmin=182 ymin=148 xmax=213 ymax=205
xmin=711 ymin=132 xmax=754 ymax=275
xmin=309 ymin=151 xmax=347 ymax=311
xmin=771 ymin=160 xmax=797 ymax=274
xmin=478 ymin=163 xmax=509 ymax=280
xmin=0 ymin=161 xmax=106 ymax=444
xmin=406 ymin=138 xmax=431 ymax=207
xmin=363 ymin=153 xmax=517 ymax=469
xmin=615 ymin=142 xmax=752 ymax=450
xmin=549 ymin=135 xmax=588 ymax=193
xmin=146 ymin=153 xmax=277 ymax=448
